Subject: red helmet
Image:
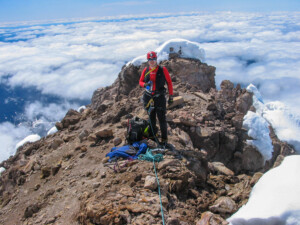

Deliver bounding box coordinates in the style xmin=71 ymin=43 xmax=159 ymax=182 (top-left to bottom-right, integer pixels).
xmin=147 ymin=51 xmax=157 ymax=60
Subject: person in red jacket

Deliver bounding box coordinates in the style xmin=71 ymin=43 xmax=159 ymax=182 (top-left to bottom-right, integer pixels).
xmin=139 ymin=51 xmax=173 ymax=146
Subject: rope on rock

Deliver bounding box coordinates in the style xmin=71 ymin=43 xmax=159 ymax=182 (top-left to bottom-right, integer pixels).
xmin=138 ymin=148 xmax=165 ymax=225
xmin=138 ymin=148 xmax=163 ymax=162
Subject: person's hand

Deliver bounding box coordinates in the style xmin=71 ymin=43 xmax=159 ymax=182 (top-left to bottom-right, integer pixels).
xmin=144 ymin=82 xmax=151 ymax=88
xmin=168 ymin=95 xmax=173 ymax=105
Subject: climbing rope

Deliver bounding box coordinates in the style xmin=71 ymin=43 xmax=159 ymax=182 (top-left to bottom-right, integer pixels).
xmin=139 ymin=149 xmax=165 ymax=225
xmin=138 ymin=148 xmax=163 ymax=162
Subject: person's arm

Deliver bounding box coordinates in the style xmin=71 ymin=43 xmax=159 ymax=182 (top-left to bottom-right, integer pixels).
xmin=139 ymin=67 xmax=147 ymax=88
xmin=163 ymin=67 xmax=173 ymax=95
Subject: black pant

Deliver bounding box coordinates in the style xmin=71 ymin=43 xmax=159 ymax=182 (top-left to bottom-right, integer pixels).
xmin=143 ymin=92 xmax=167 ymax=140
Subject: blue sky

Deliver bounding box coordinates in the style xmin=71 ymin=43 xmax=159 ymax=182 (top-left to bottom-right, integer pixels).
xmin=0 ymin=0 xmax=299 ymax=22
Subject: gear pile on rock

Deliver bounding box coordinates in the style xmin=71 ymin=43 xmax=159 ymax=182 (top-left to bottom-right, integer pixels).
xmin=0 ymin=55 xmax=295 ymax=225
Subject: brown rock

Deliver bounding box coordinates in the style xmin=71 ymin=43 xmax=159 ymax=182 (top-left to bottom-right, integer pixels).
xmin=51 ymin=138 xmax=64 ymax=150
xmin=161 ymin=58 xmax=216 ymax=93
xmin=236 ymin=92 xmax=253 ymax=114
xmin=24 ymin=203 xmax=41 ymax=218
xmin=79 ymin=129 xmax=89 ymax=142
xmin=144 ymin=176 xmax=158 ymax=190
xmin=41 ymin=166 xmax=51 ymax=179
xmin=231 ymin=113 xmax=244 ymax=129
xmin=241 ymin=145 xmax=264 ymax=172
xmin=250 ymin=172 xmax=263 ymax=186
xmin=95 ymin=128 xmax=113 ymax=138
xmin=220 ymin=80 xmax=234 ymax=90
xmin=61 ymin=109 xmax=81 ymax=128
xmin=102 ymin=157 xmax=110 ymax=164
xmin=180 ymin=118 xmax=197 ymax=127
xmin=207 ymin=103 xmax=217 ymax=111
xmin=209 ymin=162 xmax=234 ymax=176
xmin=273 ymin=154 xmax=285 ymax=168
xmin=51 ymin=162 xmax=61 ymax=176
xmin=55 ymin=122 xmax=63 ymax=130
xmin=125 ymin=203 xmax=149 ymax=213
xmin=194 ymin=92 xmax=210 ymax=102
xmin=119 ymin=186 xmax=135 ymax=197
xmin=209 ymin=196 xmax=237 ymax=214
xmin=168 ymin=96 xmax=184 ymax=109
xmin=23 ymin=158 xmax=36 ymax=173
xmin=158 ymin=159 xmax=180 ymax=170
xmin=87 ymin=133 xmax=97 ymax=142
xmin=196 ymin=211 xmax=229 ymax=225
xmin=113 ymin=137 xmax=122 ymax=146
xmin=167 ymin=217 xmax=181 ymax=225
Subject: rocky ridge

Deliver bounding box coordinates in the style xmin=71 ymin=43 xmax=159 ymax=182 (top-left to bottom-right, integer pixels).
xmin=0 ymin=55 xmax=295 ymax=225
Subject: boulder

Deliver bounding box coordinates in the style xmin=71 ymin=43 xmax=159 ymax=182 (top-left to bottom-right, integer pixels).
xmin=113 ymin=137 xmax=122 ymax=146
xmin=95 ymin=128 xmax=113 ymax=138
xmin=41 ymin=166 xmax=51 ymax=179
xmin=235 ymin=92 xmax=253 ymax=114
xmin=158 ymin=159 xmax=181 ymax=170
xmin=209 ymin=162 xmax=234 ymax=176
xmin=161 ymin=58 xmax=216 ymax=93
xmin=79 ymin=130 xmax=89 ymax=142
xmin=61 ymin=109 xmax=81 ymax=128
xmin=241 ymin=145 xmax=264 ymax=172
xmin=144 ymin=176 xmax=157 ymax=191
xmin=196 ymin=211 xmax=229 ymax=225
xmin=51 ymin=138 xmax=64 ymax=150
xmin=168 ymin=96 xmax=184 ymax=109
xmin=24 ymin=203 xmax=41 ymax=218
xmin=209 ymin=196 xmax=237 ymax=214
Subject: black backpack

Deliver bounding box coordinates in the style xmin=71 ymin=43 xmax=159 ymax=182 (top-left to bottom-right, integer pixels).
xmin=126 ymin=116 xmax=149 ymax=144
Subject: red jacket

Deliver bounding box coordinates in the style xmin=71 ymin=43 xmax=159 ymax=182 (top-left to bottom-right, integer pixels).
xmin=139 ymin=66 xmax=173 ymax=95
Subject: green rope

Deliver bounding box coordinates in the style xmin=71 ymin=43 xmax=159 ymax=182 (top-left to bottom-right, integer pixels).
xmin=138 ymin=148 xmax=163 ymax=162
xmin=139 ymin=149 xmax=165 ymax=225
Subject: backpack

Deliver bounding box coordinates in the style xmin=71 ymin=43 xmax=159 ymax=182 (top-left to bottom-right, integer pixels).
xmin=126 ymin=116 xmax=149 ymax=144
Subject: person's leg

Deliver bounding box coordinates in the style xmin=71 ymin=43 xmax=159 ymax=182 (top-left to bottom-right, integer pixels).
xmin=149 ymin=107 xmax=157 ymax=137
xmin=155 ymin=95 xmax=167 ymax=142
xmin=143 ymin=93 xmax=157 ymax=137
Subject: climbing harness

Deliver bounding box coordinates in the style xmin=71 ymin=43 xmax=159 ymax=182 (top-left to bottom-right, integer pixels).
xmin=145 ymin=98 xmax=154 ymax=111
xmin=139 ymin=149 xmax=165 ymax=225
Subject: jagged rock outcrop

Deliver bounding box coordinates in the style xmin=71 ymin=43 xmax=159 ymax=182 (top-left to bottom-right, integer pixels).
xmin=91 ymin=57 xmax=216 ymax=110
xmin=0 ymin=55 xmax=296 ymax=225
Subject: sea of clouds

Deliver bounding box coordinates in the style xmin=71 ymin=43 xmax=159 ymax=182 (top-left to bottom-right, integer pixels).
xmin=0 ymin=11 xmax=300 ymax=163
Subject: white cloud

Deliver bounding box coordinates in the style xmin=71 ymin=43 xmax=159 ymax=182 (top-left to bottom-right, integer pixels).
xmin=0 ymin=100 xmax=82 ymax=163
xmin=1 ymin=12 xmax=298 ymax=101
xmin=0 ymin=122 xmax=31 ymax=162
xmin=0 ymin=11 xmax=300 ymax=164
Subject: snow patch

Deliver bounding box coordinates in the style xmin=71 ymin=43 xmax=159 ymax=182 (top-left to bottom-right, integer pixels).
xmin=228 ymin=155 xmax=300 ymax=224
xmin=15 ymin=134 xmax=41 ymax=149
xmin=247 ymin=84 xmax=300 ymax=153
xmin=243 ymin=111 xmax=273 ymax=161
xmin=128 ymin=39 xmax=205 ymax=66
xmin=47 ymin=126 xmax=58 ymax=135
xmin=77 ymin=105 xmax=86 ymax=112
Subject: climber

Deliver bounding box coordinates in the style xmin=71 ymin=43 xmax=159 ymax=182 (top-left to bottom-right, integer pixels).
xmin=139 ymin=51 xmax=173 ymax=146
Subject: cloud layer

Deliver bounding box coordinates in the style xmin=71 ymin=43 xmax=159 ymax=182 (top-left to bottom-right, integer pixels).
xmin=0 ymin=11 xmax=300 ymax=162
xmin=1 ymin=12 xmax=299 ymax=102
